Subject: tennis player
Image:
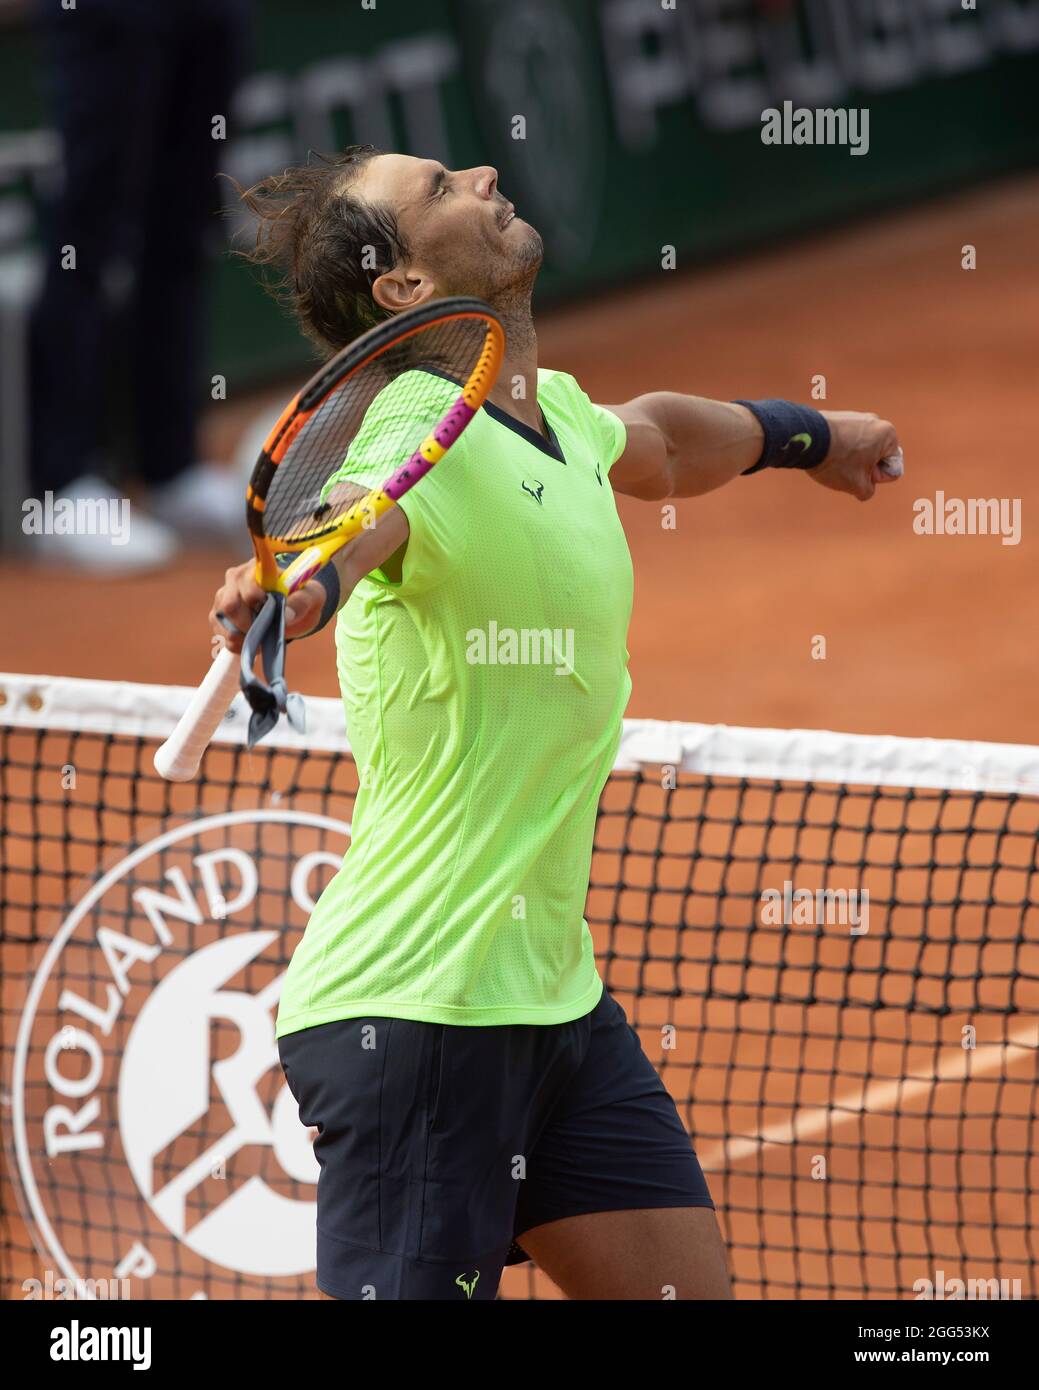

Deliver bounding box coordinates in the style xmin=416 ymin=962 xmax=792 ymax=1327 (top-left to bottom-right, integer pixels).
xmin=210 ymin=147 xmax=902 ymax=1301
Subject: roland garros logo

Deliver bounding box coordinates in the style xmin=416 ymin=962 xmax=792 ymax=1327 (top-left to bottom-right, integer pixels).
xmin=13 ymin=810 xmax=349 ymax=1297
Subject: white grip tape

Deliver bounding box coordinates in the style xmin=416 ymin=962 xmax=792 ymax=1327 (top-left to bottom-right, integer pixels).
xmin=152 ymin=646 xmax=240 ymax=782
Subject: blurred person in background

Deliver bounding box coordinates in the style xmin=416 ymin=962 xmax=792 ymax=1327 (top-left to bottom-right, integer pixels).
xmin=28 ymin=0 xmax=251 ymax=572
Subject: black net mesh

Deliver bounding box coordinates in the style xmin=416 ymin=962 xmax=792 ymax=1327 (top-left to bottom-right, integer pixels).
xmin=2 ymin=704 xmax=1037 ymax=1300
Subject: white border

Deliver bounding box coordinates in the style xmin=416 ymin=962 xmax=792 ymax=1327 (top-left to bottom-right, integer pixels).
xmin=0 ymin=671 xmax=352 ymax=754
xmin=613 ymin=719 xmax=1039 ymax=794
xmin=3 ymin=671 xmax=1039 ymax=793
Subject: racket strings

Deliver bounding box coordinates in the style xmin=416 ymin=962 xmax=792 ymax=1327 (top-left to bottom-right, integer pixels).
xmin=262 ymin=316 xmax=491 ymax=542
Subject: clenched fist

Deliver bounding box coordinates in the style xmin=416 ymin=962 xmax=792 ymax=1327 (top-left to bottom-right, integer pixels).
xmin=208 ymin=562 xmax=327 ymax=654
xmin=811 ymin=411 xmax=903 ymax=501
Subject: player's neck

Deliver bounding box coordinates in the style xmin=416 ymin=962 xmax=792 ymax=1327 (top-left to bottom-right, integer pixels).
xmin=487 ymin=305 xmax=541 ymax=433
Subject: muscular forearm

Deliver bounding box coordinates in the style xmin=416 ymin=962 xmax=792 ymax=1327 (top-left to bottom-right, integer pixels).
xmin=606 ymin=393 xmax=901 ymax=504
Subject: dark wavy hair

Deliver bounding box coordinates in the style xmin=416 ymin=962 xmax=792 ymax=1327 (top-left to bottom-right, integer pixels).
xmin=232 ymin=146 xmax=409 ymax=355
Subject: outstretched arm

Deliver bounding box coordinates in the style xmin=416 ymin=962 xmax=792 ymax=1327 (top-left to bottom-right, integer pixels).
xmin=601 ymin=393 xmax=902 ymax=502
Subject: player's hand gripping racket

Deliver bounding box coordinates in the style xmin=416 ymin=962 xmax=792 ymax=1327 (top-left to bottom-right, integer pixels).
xmin=154 ymin=296 xmax=504 ymax=781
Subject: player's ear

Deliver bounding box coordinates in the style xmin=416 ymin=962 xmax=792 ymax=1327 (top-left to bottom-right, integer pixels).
xmin=371 ymin=270 xmax=436 ymax=314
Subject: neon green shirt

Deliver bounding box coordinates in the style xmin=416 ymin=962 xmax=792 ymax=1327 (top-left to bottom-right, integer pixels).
xmin=276 ymin=368 xmax=631 ymax=1033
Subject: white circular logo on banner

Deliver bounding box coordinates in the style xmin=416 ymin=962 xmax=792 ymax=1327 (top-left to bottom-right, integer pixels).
xmin=13 ymin=810 xmax=350 ymax=1297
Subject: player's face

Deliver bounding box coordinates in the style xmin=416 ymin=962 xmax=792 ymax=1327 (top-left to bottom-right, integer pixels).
xmin=355 ymin=153 xmax=543 ymax=304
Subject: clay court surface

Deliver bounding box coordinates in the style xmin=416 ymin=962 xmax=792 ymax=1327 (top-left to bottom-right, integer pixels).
xmin=3 ymin=175 xmax=1037 ymax=1300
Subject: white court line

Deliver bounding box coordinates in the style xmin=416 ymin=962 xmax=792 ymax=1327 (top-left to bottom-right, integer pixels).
xmin=701 ymin=1020 xmax=1039 ymax=1170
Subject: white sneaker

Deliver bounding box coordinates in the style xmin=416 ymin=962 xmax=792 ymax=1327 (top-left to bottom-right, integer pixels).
xmin=149 ymin=461 xmax=245 ymax=537
xmin=23 ymin=473 xmax=180 ymax=574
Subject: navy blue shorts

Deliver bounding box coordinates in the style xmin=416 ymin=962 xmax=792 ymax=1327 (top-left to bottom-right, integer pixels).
xmin=278 ymin=987 xmax=713 ymax=1300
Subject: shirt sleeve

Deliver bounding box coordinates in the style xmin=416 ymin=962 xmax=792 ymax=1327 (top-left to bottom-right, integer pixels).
xmin=590 ymin=401 xmax=627 ymax=474
xmin=538 ymin=369 xmax=627 ymax=474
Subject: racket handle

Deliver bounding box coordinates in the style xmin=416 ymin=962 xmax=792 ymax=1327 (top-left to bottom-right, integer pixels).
xmin=153 ymin=646 xmax=240 ymax=782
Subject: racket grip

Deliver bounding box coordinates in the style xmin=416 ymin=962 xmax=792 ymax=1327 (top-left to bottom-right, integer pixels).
xmin=153 ymin=645 xmax=240 ymax=782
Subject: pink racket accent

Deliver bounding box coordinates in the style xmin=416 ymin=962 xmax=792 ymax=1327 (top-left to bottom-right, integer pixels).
xmin=383 ymin=399 xmax=475 ymax=501
xmin=156 ymin=305 xmax=502 ymax=783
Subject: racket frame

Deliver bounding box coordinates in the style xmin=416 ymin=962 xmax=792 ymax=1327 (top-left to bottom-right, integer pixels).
xmin=154 ymin=296 xmax=503 ymax=781
xmin=246 ymin=296 xmax=504 ymax=593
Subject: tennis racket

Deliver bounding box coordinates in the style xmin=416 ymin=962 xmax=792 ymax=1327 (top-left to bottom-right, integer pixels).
xmin=154 ymin=296 xmax=504 ymax=782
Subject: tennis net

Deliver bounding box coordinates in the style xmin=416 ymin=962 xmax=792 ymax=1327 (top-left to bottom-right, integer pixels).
xmin=2 ymin=671 xmax=1037 ymax=1301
